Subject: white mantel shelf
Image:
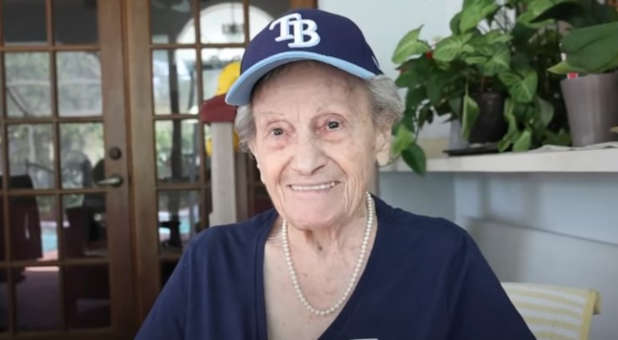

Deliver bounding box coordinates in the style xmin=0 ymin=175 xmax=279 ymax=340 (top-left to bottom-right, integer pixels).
xmin=382 ymin=148 xmax=618 ymax=173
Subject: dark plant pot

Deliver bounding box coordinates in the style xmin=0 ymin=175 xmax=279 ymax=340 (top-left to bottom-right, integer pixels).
xmin=468 ymin=92 xmax=507 ymax=143
xmin=561 ymin=72 xmax=618 ymax=147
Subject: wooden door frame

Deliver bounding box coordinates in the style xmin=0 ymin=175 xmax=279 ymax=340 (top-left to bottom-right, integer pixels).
xmin=124 ymin=0 xmax=160 ymax=324
xmin=100 ymin=0 xmax=137 ymax=336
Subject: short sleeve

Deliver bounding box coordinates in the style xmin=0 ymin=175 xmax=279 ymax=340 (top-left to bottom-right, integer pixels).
xmin=446 ymin=232 xmax=536 ymax=340
xmin=135 ymin=249 xmax=190 ymax=340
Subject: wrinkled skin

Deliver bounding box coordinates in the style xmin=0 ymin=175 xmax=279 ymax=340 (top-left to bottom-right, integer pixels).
xmin=249 ymin=62 xmax=391 ymax=241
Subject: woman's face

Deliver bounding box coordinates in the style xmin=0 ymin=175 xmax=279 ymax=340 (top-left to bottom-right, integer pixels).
xmin=249 ymin=63 xmax=390 ymax=230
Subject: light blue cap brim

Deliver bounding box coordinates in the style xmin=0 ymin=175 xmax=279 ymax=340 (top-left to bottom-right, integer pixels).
xmin=224 ymin=51 xmax=377 ymax=106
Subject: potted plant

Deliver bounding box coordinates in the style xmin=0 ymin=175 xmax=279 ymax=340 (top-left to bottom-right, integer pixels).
xmin=548 ymin=21 xmax=618 ymax=145
xmin=513 ymin=0 xmax=618 ymax=146
xmin=391 ymin=0 xmax=571 ymax=174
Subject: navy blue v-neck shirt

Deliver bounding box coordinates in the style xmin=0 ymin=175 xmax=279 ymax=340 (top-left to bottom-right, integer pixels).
xmin=136 ymin=197 xmax=534 ymax=339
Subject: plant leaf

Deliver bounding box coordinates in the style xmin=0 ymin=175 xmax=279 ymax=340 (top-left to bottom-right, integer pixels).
xmin=482 ymin=45 xmax=511 ymax=76
xmin=513 ymin=128 xmax=532 ymax=151
xmin=433 ymin=33 xmax=473 ymax=62
xmin=544 ymin=129 xmax=571 ymax=145
xmin=405 ymin=86 xmax=426 ymax=110
xmin=460 ymin=0 xmax=500 ymax=32
xmin=482 ymin=30 xmax=512 ymax=45
xmin=518 ymin=0 xmax=580 ymax=24
xmin=401 ymin=143 xmax=427 ymax=175
xmin=448 ymin=97 xmax=463 ymax=117
xmin=464 ymin=56 xmax=488 ymax=65
xmin=450 ymin=12 xmax=462 ymax=35
xmin=395 ymin=65 xmax=415 ymax=87
xmin=498 ymin=69 xmax=538 ymax=103
xmin=461 ymin=93 xmax=480 ymax=140
xmin=391 ymin=124 xmax=415 ymax=157
xmin=392 ymin=26 xmax=431 ymax=64
xmin=547 ymin=60 xmax=586 ymax=74
xmin=561 ymin=21 xmax=618 ymax=73
xmin=535 ymin=96 xmax=554 ymax=128
xmin=497 ymin=98 xmax=519 ymax=152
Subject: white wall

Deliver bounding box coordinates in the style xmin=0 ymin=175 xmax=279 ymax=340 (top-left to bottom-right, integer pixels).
xmin=379 ymin=173 xmax=455 ymax=221
xmin=455 ymin=173 xmax=618 ymax=339
xmin=319 ymin=0 xmax=618 ymax=337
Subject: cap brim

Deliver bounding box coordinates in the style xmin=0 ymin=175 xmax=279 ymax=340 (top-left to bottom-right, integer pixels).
xmin=224 ymin=51 xmax=377 ymax=106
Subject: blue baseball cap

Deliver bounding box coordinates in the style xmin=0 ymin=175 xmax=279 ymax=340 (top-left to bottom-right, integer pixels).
xmin=225 ymin=8 xmax=383 ymax=106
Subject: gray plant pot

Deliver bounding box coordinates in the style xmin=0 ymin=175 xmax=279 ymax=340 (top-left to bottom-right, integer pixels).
xmin=561 ymin=71 xmax=618 ymax=146
xmin=448 ymin=119 xmax=469 ymax=150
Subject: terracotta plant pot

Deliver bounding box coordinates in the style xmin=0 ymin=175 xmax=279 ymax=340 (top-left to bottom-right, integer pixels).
xmin=561 ymin=72 xmax=618 ymax=146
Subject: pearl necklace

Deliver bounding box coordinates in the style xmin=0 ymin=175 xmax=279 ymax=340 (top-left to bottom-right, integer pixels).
xmin=281 ymin=192 xmax=374 ymax=316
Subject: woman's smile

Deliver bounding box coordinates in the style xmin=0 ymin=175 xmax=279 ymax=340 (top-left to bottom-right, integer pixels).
xmin=288 ymin=181 xmax=340 ymax=192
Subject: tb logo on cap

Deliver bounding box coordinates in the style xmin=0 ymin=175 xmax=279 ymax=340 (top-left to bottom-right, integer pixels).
xmin=269 ymin=13 xmax=320 ymax=48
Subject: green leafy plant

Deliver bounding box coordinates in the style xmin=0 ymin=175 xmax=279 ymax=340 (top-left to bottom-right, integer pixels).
xmin=550 ymin=21 xmax=618 ymax=74
xmin=514 ymin=0 xmax=618 ymax=74
xmin=391 ymin=0 xmax=572 ymax=174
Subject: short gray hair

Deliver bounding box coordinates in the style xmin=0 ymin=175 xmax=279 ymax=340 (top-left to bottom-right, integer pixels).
xmin=234 ymin=73 xmax=403 ymax=150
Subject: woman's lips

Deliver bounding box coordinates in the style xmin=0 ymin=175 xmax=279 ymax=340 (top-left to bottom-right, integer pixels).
xmin=288 ymin=181 xmax=339 ymax=191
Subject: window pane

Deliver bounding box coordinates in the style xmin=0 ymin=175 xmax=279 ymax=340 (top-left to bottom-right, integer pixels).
xmin=153 ymin=49 xmax=198 ymax=114
xmin=200 ymin=1 xmax=245 ymax=44
xmin=60 ymin=123 xmax=104 ymax=188
xmin=64 ymin=265 xmax=110 ymax=329
xmin=151 ymin=0 xmax=195 ymax=44
xmin=248 ymin=1 xmax=287 ymax=39
xmin=158 ymin=190 xmax=200 ymax=253
xmin=54 ymin=0 xmax=99 ymax=45
xmin=2 ymin=0 xmax=47 ymax=45
xmin=0 ymin=270 xmax=7 ymax=332
xmin=8 ymin=124 xmax=54 ymax=189
xmin=201 ymin=48 xmax=244 ymax=100
xmin=5 ymin=53 xmax=52 ymax=117
xmin=14 ymin=266 xmax=61 ymax=331
xmin=155 ymin=120 xmax=200 ymax=183
xmin=63 ymin=194 xmax=107 ymax=259
xmin=9 ymin=196 xmax=57 ymax=261
xmin=57 ymin=52 xmax=102 ymax=116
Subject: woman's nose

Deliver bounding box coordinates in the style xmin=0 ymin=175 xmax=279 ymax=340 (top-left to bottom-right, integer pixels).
xmin=290 ymin=136 xmax=326 ymax=176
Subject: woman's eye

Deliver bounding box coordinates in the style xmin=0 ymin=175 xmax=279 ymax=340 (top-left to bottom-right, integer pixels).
xmin=326 ymin=120 xmax=341 ymax=130
xmin=271 ymin=127 xmax=284 ymax=136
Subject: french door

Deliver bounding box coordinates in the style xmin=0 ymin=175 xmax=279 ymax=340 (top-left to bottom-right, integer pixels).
xmin=0 ymin=0 xmax=134 ymax=339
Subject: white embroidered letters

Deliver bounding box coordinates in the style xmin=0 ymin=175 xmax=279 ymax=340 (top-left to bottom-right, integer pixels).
xmin=269 ymin=13 xmax=320 ymax=48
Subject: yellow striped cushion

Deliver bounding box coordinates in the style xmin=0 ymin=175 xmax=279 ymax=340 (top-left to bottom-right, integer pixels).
xmin=502 ymin=282 xmax=601 ymax=340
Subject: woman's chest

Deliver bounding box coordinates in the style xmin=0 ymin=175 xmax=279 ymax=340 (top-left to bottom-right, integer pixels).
xmin=263 ymin=244 xmax=342 ymax=339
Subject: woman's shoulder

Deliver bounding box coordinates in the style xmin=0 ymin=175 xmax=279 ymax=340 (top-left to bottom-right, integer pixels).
xmin=377 ymin=197 xmax=465 ymax=232
xmin=184 ymin=208 xmax=277 ymax=257
xmin=375 ymin=196 xmax=470 ymax=251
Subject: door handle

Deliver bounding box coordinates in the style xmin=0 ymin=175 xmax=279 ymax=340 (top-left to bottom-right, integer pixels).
xmin=96 ymin=174 xmax=124 ymax=187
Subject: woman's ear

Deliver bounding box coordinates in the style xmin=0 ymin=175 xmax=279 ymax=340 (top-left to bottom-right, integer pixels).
xmin=375 ymin=123 xmax=392 ymax=167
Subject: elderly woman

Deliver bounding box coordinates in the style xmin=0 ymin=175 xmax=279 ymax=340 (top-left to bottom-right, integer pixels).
xmin=137 ymin=9 xmax=534 ymax=340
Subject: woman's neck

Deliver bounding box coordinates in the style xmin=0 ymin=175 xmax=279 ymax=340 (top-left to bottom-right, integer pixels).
xmin=280 ymin=203 xmax=369 ymax=258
